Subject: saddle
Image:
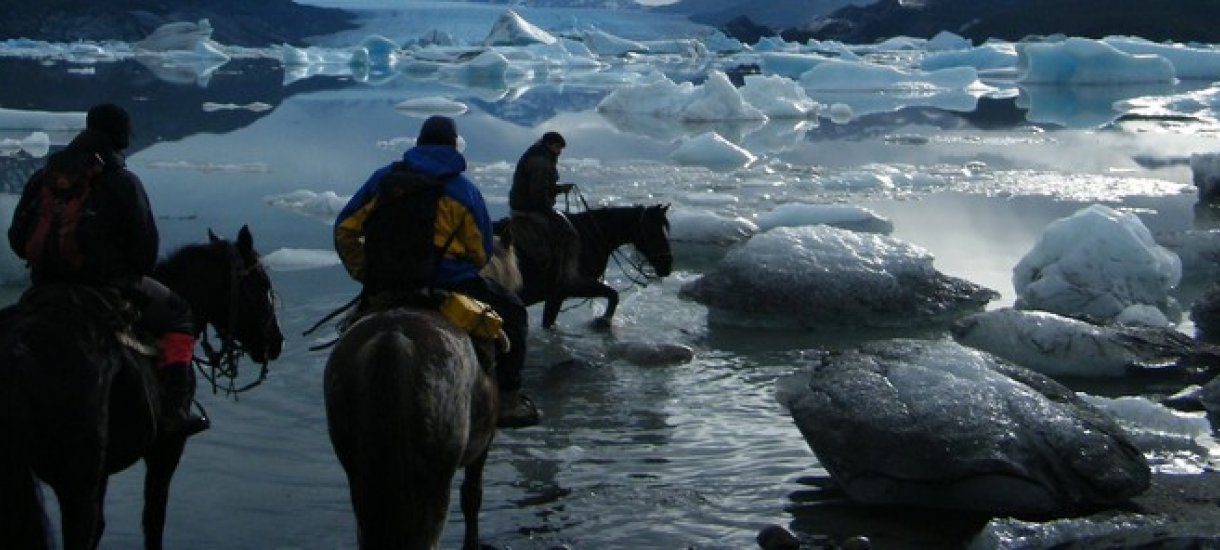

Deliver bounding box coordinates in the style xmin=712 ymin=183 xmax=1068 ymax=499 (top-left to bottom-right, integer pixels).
xmin=348 ymin=288 xmax=508 ymax=374
xmin=510 ymin=211 xmax=579 ymax=286
xmin=15 ymin=284 xmax=161 ymax=428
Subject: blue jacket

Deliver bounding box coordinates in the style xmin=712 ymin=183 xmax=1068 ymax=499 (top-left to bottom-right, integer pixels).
xmin=334 ymin=145 xmax=493 ymax=288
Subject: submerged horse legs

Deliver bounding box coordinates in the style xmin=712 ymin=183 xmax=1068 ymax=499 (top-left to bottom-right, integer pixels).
xmin=543 ymin=279 xmax=618 ymax=328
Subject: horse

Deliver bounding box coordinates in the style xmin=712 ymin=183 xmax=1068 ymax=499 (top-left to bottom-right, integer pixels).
xmin=0 ymin=225 xmax=284 ymax=550
xmin=324 ymin=234 xmax=520 ymax=550
xmin=501 ymin=203 xmax=673 ymax=328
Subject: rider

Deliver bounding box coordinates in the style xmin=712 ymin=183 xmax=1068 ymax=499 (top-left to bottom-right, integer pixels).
xmin=333 ymin=115 xmax=540 ymax=428
xmin=7 ymin=103 xmax=207 ymax=436
xmin=509 ymin=131 xmax=579 ymax=289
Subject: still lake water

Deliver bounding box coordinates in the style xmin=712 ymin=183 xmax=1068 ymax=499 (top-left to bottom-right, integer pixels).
xmin=3 ymin=36 xmax=1220 ymax=549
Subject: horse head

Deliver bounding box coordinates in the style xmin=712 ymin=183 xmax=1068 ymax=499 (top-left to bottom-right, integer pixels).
xmin=633 ymin=204 xmax=673 ymax=278
xmin=204 ymin=225 xmax=284 ymax=364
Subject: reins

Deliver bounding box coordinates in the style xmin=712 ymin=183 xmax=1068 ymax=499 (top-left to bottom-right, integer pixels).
xmin=569 ymin=187 xmax=659 ymax=287
xmin=193 ymin=244 xmax=268 ymax=399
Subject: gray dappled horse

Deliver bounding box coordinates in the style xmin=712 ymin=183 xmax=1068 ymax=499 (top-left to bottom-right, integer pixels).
xmin=0 ymin=225 xmax=284 ymax=550
xmin=324 ymin=235 xmax=520 ymax=549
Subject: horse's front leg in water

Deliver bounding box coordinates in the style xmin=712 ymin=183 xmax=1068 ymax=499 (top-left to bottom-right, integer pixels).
xmin=141 ymin=435 xmax=188 ymax=550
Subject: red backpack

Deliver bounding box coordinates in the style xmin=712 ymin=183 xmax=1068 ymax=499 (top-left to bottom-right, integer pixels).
xmin=24 ymin=152 xmax=104 ymax=272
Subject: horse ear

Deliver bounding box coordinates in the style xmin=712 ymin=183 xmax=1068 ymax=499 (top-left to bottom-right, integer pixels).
xmin=208 ymin=229 xmax=221 ymax=243
xmin=237 ymin=225 xmax=253 ymax=251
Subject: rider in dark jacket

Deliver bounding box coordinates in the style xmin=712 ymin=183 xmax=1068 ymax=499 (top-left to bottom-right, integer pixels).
xmin=7 ymin=103 xmax=207 ymax=437
xmin=509 ymin=132 xmax=579 ymax=287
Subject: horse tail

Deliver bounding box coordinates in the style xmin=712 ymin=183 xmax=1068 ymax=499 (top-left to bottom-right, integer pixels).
xmin=327 ymin=312 xmax=472 ymax=549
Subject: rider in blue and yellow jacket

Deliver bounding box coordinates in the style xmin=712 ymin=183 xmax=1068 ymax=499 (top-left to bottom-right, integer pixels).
xmin=333 ymin=115 xmax=539 ymax=428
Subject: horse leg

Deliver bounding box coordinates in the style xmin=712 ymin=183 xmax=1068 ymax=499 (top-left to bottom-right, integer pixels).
xmin=0 ymin=464 xmax=54 ymax=549
xmin=53 ymin=478 xmax=106 ymax=550
xmin=459 ymin=449 xmax=489 ymax=550
xmin=141 ymin=435 xmax=188 ymax=550
xmin=541 ymin=280 xmax=618 ymax=328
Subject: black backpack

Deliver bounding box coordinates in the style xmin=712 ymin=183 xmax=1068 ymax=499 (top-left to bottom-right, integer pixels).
xmin=361 ymin=162 xmax=455 ymax=294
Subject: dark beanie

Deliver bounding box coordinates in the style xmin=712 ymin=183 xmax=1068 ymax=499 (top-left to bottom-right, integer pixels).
xmin=86 ymin=103 xmax=132 ymax=150
xmin=542 ymin=131 xmax=565 ymax=147
xmin=417 ymin=115 xmax=458 ymax=147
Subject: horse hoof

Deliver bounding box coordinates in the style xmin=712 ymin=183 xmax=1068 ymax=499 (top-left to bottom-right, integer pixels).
xmin=591 ymin=317 xmax=613 ymax=329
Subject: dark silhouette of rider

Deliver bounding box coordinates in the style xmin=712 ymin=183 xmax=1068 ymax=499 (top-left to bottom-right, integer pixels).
xmin=334 ymin=115 xmax=540 ymax=428
xmin=7 ymin=103 xmax=207 ymax=437
xmin=509 ymin=131 xmax=580 ymax=290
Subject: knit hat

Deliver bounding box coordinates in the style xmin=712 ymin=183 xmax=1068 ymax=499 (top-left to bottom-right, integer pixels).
xmin=86 ymin=103 xmax=132 ymax=150
xmin=541 ymin=131 xmax=566 ymax=148
xmin=417 ymin=115 xmax=458 ymax=147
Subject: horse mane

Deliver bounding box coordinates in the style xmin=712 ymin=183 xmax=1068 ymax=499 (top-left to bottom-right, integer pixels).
xmin=480 ymin=236 xmax=523 ymax=295
xmin=153 ymin=241 xmax=228 ymax=283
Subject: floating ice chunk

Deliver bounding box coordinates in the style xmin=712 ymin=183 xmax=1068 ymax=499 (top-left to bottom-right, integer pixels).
xmin=483 ymin=10 xmax=558 ymax=47
xmin=668 ymin=132 xmax=755 ymax=170
xmin=680 ymin=226 xmax=997 ymax=328
xmin=1104 ymin=36 xmax=1220 ymax=80
xmin=739 ymin=74 xmax=819 ymax=119
xmin=264 ymin=190 xmax=349 ymax=224
xmin=1014 ymin=204 xmax=1182 ymax=323
xmin=667 ymin=209 xmax=757 ymax=245
xmin=202 ymin=102 xmax=272 ymax=112
xmin=261 ymin=248 xmax=341 ymax=272
xmin=755 ymin=203 xmax=893 ymax=234
xmin=0 ymin=131 xmax=50 ymax=158
xmin=394 ymin=97 xmax=468 ymax=116
xmin=136 ymin=19 xmax=214 ymax=52
xmin=440 ymin=49 xmax=529 ymax=86
xmin=1190 ymin=152 xmax=1220 ymax=200
xmin=1017 ymin=37 xmax=1176 ymax=85
xmin=921 ymin=43 xmax=1019 ymax=72
xmin=0 ymin=107 xmax=85 ymax=137
xmin=800 ymin=58 xmax=979 ymax=92
xmin=351 ymin=34 xmax=401 ymax=70
xmin=926 ymin=30 xmax=972 ymax=51
xmin=0 ymin=194 xmax=29 ymax=286
xmin=827 ymin=103 xmax=853 ymax=124
xmin=758 ymin=51 xmax=833 ymax=79
xmin=580 ymin=29 xmax=647 ymax=57
xmin=598 ymin=70 xmax=766 ymax=122
xmin=951 ymin=308 xmax=1208 ymax=378
xmin=778 ymin=339 xmax=1149 ymax=517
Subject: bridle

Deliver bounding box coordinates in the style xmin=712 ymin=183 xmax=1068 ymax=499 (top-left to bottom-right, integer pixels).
xmin=571 ymin=189 xmax=669 ymax=287
xmin=193 ymin=242 xmax=273 ymax=398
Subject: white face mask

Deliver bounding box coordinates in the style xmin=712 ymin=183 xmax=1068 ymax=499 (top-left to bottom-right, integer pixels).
xmin=456 ymin=135 xmax=466 ymax=153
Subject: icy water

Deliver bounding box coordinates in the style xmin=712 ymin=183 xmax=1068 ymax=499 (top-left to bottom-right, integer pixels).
xmin=2 ymin=46 xmax=1220 ymax=549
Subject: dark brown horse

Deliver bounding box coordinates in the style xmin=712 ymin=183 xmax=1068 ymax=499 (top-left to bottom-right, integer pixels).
xmin=502 ymin=204 xmax=673 ymax=328
xmin=0 ymin=225 xmax=284 ymax=550
xmin=324 ymin=237 xmax=519 ymax=549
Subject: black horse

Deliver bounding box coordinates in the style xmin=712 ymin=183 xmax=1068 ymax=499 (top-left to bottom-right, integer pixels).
xmin=0 ymin=225 xmax=284 ymax=550
xmin=501 ymin=204 xmax=673 ymax=328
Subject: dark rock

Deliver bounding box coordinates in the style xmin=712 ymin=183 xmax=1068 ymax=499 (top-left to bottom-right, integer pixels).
xmin=0 ymin=0 xmax=357 ymax=47
xmin=720 ymin=15 xmax=774 ymax=45
xmin=790 ymin=0 xmax=1220 ymax=45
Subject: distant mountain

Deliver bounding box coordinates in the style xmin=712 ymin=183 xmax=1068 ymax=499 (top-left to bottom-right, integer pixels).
xmin=791 ymin=0 xmax=1220 ymax=44
xmin=654 ymin=0 xmax=871 ymax=29
xmin=0 ymin=0 xmax=357 ymax=47
xmin=475 ymin=0 xmax=643 ymax=8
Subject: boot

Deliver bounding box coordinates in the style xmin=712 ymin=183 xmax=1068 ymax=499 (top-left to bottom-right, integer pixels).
xmin=156 ymin=331 xmax=210 ymax=436
xmin=497 ymin=389 xmax=542 ymax=429
xmin=156 ymin=362 xmax=210 ymax=437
